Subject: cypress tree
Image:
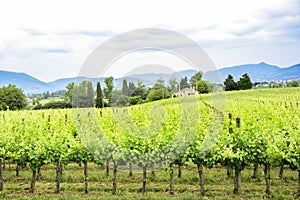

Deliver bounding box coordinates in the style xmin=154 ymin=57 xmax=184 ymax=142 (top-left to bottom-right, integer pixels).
xmin=95 ymin=82 xmax=104 ymax=108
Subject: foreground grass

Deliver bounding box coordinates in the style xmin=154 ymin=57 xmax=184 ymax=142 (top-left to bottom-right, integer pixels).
xmin=0 ymin=162 xmax=299 ymax=199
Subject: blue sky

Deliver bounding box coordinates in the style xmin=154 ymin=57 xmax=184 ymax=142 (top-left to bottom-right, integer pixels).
xmin=0 ymin=0 xmax=299 ymax=82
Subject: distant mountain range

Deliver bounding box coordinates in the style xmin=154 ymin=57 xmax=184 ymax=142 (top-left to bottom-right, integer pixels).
xmin=0 ymin=69 xmax=197 ymax=94
xmin=0 ymin=62 xmax=299 ymax=94
xmin=203 ymin=62 xmax=300 ymax=84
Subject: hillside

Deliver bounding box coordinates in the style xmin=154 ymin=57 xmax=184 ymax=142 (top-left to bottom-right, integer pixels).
xmin=203 ymin=62 xmax=300 ymax=83
xmin=1 ymin=62 xmax=300 ymax=94
xmin=0 ymin=70 xmax=197 ymax=94
xmin=0 ymin=70 xmax=56 ymax=94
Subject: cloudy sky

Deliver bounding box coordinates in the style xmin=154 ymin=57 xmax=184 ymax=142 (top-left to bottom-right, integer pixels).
xmin=0 ymin=0 xmax=299 ymax=82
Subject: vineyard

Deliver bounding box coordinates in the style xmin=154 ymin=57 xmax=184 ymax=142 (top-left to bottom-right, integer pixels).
xmin=0 ymin=87 xmax=299 ymax=199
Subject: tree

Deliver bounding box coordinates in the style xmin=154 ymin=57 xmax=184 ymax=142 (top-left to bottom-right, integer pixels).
xmin=287 ymin=80 xmax=299 ymax=87
xmin=43 ymin=91 xmax=50 ymax=99
xmin=224 ymin=74 xmax=238 ymax=91
xmin=104 ymin=76 xmax=114 ymax=105
xmin=0 ymin=84 xmax=27 ymax=110
xmin=95 ymin=82 xmax=104 ymax=108
xmin=190 ymin=71 xmax=203 ymax=88
xmin=132 ymin=81 xmax=147 ymax=100
xmin=110 ymin=90 xmax=128 ymax=107
xmin=196 ymin=80 xmax=209 ymax=93
xmin=87 ymin=81 xmax=94 ymax=104
xmin=122 ymin=79 xmax=129 ymax=96
xmin=147 ymin=78 xmax=170 ymax=101
xmin=168 ymin=76 xmax=178 ymax=93
xmin=128 ymin=82 xmax=136 ymax=96
xmin=129 ymin=96 xmax=143 ymax=105
xmin=179 ymin=77 xmax=190 ymax=90
xmin=237 ymin=73 xmax=252 ymax=90
xmin=64 ymin=82 xmax=75 ymax=104
xmin=72 ymin=80 xmax=94 ymax=108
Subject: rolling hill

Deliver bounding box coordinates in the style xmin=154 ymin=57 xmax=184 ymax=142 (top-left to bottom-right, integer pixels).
xmin=0 ymin=70 xmax=56 ymax=94
xmin=203 ymin=62 xmax=300 ymax=83
xmin=0 ymin=69 xmax=197 ymax=94
xmin=1 ymin=62 xmax=300 ymax=94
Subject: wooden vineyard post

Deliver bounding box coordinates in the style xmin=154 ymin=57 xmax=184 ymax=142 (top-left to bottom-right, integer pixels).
xmin=169 ymin=164 xmax=174 ymax=195
xmin=233 ymin=117 xmax=241 ymax=195
xmin=47 ymin=115 xmax=51 ymax=130
xmin=233 ymin=170 xmax=241 ymax=195
xmin=198 ymin=163 xmax=204 ymax=196
xmin=112 ymin=161 xmax=117 ymax=195
xmin=236 ymin=117 xmax=241 ymax=129
xmin=15 ymin=164 xmax=19 ymax=177
xmin=252 ymin=164 xmax=258 ymax=179
xmin=264 ymin=163 xmax=271 ymax=196
xmin=129 ymin=163 xmax=133 ymax=177
xmin=279 ymin=164 xmax=284 ymax=179
xmin=106 ymin=158 xmax=110 ymax=177
xmin=178 ymin=164 xmax=182 ymax=178
xmin=142 ymin=167 xmax=147 ymax=194
xmin=55 ymin=161 xmax=61 ymax=193
xmin=84 ymin=162 xmax=88 ymax=194
xmin=29 ymin=169 xmax=37 ymax=193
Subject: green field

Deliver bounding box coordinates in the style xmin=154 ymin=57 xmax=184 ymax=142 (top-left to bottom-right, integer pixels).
xmin=0 ymin=87 xmax=299 ymax=199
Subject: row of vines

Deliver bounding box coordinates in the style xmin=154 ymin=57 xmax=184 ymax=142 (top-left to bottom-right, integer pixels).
xmin=0 ymin=87 xmax=299 ymax=197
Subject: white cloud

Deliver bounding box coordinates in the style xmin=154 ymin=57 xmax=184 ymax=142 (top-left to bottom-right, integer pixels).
xmin=0 ymin=0 xmax=299 ymax=81
xmin=0 ymin=40 xmax=5 ymax=52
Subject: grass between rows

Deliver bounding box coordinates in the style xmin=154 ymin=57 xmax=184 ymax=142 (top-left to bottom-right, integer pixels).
xmin=0 ymin=162 xmax=299 ymax=199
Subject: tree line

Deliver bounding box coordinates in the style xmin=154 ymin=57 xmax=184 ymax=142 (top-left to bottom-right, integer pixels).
xmin=223 ymin=73 xmax=253 ymax=91
xmin=2 ymin=71 xmax=299 ymax=110
xmin=224 ymin=73 xmax=300 ymax=91
xmin=0 ymin=72 xmax=250 ymax=110
xmin=62 ymin=71 xmax=218 ymax=108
